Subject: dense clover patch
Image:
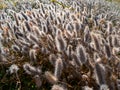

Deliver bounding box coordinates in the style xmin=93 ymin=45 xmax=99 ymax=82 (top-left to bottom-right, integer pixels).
xmin=0 ymin=0 xmax=120 ymax=89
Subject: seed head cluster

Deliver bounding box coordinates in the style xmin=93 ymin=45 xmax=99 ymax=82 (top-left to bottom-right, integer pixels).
xmin=0 ymin=0 xmax=120 ymax=89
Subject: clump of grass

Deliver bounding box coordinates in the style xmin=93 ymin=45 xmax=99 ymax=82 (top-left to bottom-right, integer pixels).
xmin=50 ymin=0 xmax=70 ymax=8
xmin=0 ymin=2 xmax=7 ymax=9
